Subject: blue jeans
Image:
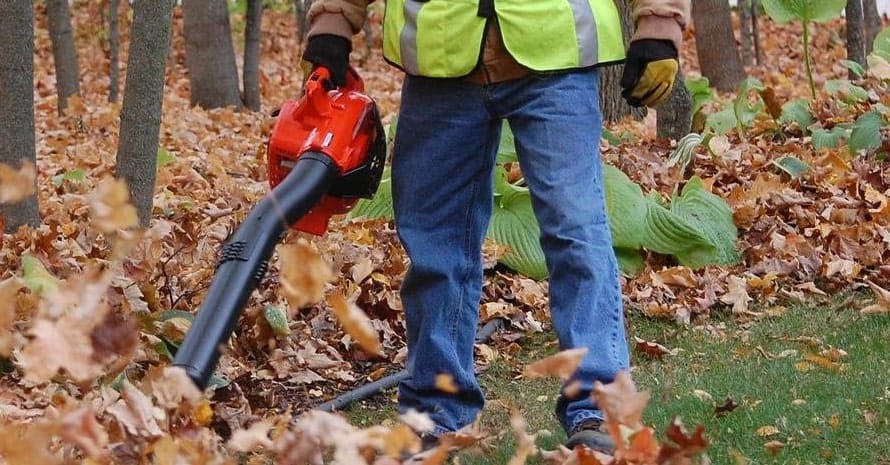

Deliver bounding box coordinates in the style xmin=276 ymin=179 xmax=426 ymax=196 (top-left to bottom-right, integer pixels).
xmin=391 ymin=69 xmax=630 ymax=436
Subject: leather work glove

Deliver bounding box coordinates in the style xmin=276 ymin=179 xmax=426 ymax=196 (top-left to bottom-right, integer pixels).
xmin=620 ymin=39 xmax=679 ymax=108
xmin=302 ymin=34 xmax=352 ymax=88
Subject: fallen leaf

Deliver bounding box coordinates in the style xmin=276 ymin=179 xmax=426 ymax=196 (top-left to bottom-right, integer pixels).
xmin=592 ymin=371 xmax=650 ymax=430
xmin=228 ymin=419 xmax=275 ymax=452
xmin=279 ymin=240 xmax=333 ymax=310
xmin=523 ymin=347 xmax=588 ymax=380
xmin=57 ymin=407 xmax=109 ymax=459
xmin=0 ymin=277 xmax=23 ymax=356
xmin=507 ymin=411 xmax=537 ymax=465
xmin=329 ymin=293 xmax=383 ymax=357
xmin=434 ymin=374 xmax=459 ymax=394
xmin=755 ymin=425 xmax=779 ymax=437
xmin=861 ymin=280 xmax=890 ymax=315
xmin=764 ymin=440 xmax=784 ymax=456
xmin=633 ymin=337 xmax=676 ymax=359
xmin=0 ymin=161 xmax=36 ymax=203
xmin=658 ymin=417 xmax=708 ymax=463
xmin=715 ymin=397 xmax=739 ymax=417
xmin=720 ymin=275 xmax=752 ymax=314
xmin=88 ymin=176 xmax=140 ymax=233
xmin=106 ymin=380 xmax=164 ymax=438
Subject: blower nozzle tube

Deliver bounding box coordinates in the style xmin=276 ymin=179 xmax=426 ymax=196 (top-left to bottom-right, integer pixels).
xmin=173 ymin=152 xmax=339 ymax=389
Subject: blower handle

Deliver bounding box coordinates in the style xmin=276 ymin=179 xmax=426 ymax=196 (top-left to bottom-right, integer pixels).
xmin=173 ymin=152 xmax=339 ymax=389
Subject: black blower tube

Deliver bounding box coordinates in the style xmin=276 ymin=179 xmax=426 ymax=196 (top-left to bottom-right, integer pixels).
xmin=174 ymin=152 xmax=339 ymax=390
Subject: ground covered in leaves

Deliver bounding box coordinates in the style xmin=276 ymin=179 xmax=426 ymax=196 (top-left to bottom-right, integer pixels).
xmin=0 ymin=4 xmax=889 ymax=465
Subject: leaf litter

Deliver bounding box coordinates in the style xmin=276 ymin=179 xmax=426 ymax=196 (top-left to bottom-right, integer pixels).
xmin=0 ymin=5 xmax=888 ymax=464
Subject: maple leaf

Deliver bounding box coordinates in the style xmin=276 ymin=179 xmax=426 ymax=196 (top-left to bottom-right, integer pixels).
xmin=507 ymin=411 xmax=538 ymax=465
xmin=634 ymin=337 xmax=676 ymax=359
xmin=329 ymin=293 xmax=383 ymax=357
xmin=228 ymin=419 xmax=275 ymax=452
xmin=19 ymin=312 xmax=106 ymax=383
xmin=105 ymin=380 xmax=164 ymax=438
xmin=720 ymin=275 xmax=752 ymax=314
xmin=523 ymin=347 xmax=588 ymax=380
xmin=279 ymin=240 xmax=333 ymax=310
xmin=0 ymin=277 xmax=23 ymax=357
xmin=861 ymin=280 xmax=890 ymax=315
xmin=0 ymin=161 xmax=36 ymax=203
xmin=657 ymin=418 xmax=708 ymax=464
xmin=142 ymin=365 xmax=204 ymax=410
xmin=57 ymin=406 xmax=110 ymax=459
xmin=88 ymin=175 xmax=140 ymax=233
xmin=592 ymin=370 xmax=651 ymax=431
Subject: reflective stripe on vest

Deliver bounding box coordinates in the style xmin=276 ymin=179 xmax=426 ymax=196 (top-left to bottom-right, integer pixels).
xmin=383 ymin=0 xmax=625 ymax=78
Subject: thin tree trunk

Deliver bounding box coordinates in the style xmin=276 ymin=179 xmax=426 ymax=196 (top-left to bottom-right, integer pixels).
xmin=115 ymin=0 xmax=174 ymax=227
xmin=182 ymin=0 xmax=243 ymax=110
xmin=740 ymin=0 xmax=754 ymax=67
xmin=863 ymin=0 xmax=882 ymax=53
xmin=0 ymin=0 xmax=39 ymax=232
xmin=296 ymin=0 xmax=313 ymax=45
xmin=108 ymin=0 xmax=120 ymax=102
xmin=243 ymin=0 xmax=263 ymax=111
xmin=656 ymin=72 xmax=692 ymax=141
xmin=692 ymin=0 xmax=746 ymax=92
xmin=47 ymin=0 xmax=82 ymax=115
xmin=752 ymin=0 xmax=763 ymax=65
xmin=846 ymin=0 xmax=867 ymax=79
xmin=601 ymin=0 xmax=646 ymax=123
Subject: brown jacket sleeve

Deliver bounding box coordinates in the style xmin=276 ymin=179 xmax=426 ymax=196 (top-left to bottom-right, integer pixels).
xmin=630 ymin=0 xmax=691 ymax=51
xmin=306 ymin=0 xmax=373 ymax=39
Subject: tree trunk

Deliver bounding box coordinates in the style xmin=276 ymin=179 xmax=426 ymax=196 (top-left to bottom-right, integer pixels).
xmin=739 ymin=0 xmax=754 ymax=66
xmin=692 ymin=0 xmax=746 ymax=92
xmin=752 ymin=0 xmax=763 ymax=65
xmin=846 ymin=0 xmax=867 ymax=79
xmin=115 ymin=0 xmax=174 ymax=227
xmin=863 ymin=0 xmax=882 ymax=53
xmin=656 ymin=72 xmax=692 ymax=141
xmin=108 ymin=0 xmax=120 ymax=102
xmin=243 ymin=0 xmax=263 ymax=111
xmin=601 ymin=0 xmax=646 ymax=123
xmin=0 ymin=0 xmax=39 ymax=232
xmin=182 ymin=0 xmax=243 ymax=110
xmin=47 ymin=0 xmax=81 ymax=115
xmin=296 ymin=0 xmax=313 ymax=45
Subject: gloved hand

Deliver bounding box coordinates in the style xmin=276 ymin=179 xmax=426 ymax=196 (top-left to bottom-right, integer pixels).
xmin=302 ymin=34 xmax=352 ymax=88
xmin=620 ymin=39 xmax=679 ymax=107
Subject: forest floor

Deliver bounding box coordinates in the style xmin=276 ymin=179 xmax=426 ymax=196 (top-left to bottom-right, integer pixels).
xmin=0 ymin=4 xmax=889 ymax=465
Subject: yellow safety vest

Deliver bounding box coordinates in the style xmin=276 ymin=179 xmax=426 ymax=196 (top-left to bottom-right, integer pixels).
xmin=382 ymin=0 xmax=626 ymax=77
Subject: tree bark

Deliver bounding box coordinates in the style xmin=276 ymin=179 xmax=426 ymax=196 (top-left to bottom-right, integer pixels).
xmin=846 ymin=0 xmax=867 ymax=79
xmin=692 ymin=0 xmax=746 ymax=92
xmin=656 ymin=72 xmax=692 ymax=141
xmin=243 ymin=0 xmax=263 ymax=111
xmin=752 ymin=0 xmax=763 ymax=65
xmin=0 ymin=0 xmax=39 ymax=232
xmin=182 ymin=0 xmax=243 ymax=110
xmin=47 ymin=0 xmax=82 ymax=115
xmin=115 ymin=0 xmax=174 ymax=227
xmin=296 ymin=0 xmax=313 ymax=45
xmin=739 ymin=0 xmax=754 ymax=66
xmin=601 ymin=0 xmax=646 ymax=123
xmin=863 ymin=0 xmax=882 ymax=53
xmin=108 ymin=0 xmax=120 ymax=102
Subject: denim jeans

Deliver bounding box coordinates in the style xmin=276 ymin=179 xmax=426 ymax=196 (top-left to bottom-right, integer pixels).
xmin=391 ymin=68 xmax=630 ymax=436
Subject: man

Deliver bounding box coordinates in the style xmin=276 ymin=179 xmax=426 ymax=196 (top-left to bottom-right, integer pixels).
xmin=302 ymin=0 xmax=690 ymax=455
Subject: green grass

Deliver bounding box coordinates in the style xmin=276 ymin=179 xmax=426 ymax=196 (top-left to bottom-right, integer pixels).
xmin=342 ymin=299 xmax=890 ymax=464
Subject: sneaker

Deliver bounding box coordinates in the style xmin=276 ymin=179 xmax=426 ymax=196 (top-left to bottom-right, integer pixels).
xmin=564 ymin=420 xmax=615 ymax=454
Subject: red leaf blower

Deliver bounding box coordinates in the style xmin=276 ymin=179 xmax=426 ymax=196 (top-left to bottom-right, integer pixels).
xmin=173 ymin=67 xmax=386 ymax=389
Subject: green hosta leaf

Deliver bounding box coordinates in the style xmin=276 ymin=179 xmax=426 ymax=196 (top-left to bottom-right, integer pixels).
xmin=669 ymin=177 xmax=740 ymax=268
xmin=603 ymin=165 xmax=648 ymax=250
xmin=761 ymin=0 xmax=845 ymax=24
xmin=772 ymin=156 xmax=812 ymax=178
xmin=734 ymin=77 xmax=766 ymax=132
xmin=812 ymin=126 xmax=848 ymax=150
xmin=614 ymin=248 xmax=645 ymax=275
xmin=21 ymin=255 xmax=60 ymax=296
xmin=779 ymin=98 xmax=814 ymax=133
xmin=685 ymin=76 xmax=713 ymax=116
xmin=497 ymin=121 xmax=518 ymax=164
xmin=840 ymin=59 xmax=866 ymax=78
xmin=51 ymin=168 xmax=85 ymax=187
xmin=488 ymin=167 xmax=546 ymax=280
xmin=264 ymin=305 xmax=290 ymax=336
xmin=639 ymin=201 xmax=718 ymax=269
xmin=824 ymin=79 xmax=869 ymax=103
xmin=849 ymin=111 xmax=884 ymax=156
xmin=348 ymin=167 xmax=394 ymax=220
xmin=157 ymin=147 xmax=176 ymax=167
xmin=873 ymin=26 xmax=890 ymax=60
xmin=666 ymin=133 xmax=703 ymax=171
xmin=706 ymin=107 xmax=737 ymax=136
